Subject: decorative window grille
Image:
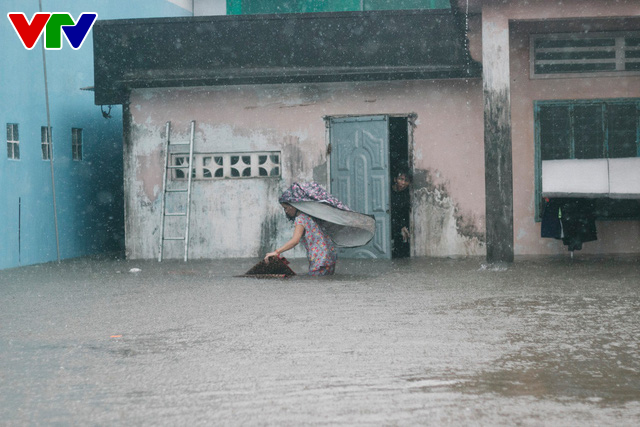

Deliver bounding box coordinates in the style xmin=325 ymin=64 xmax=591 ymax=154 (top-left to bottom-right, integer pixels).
xmin=6 ymin=123 xmax=19 ymax=160
xmin=171 ymin=151 xmax=281 ymax=180
xmin=531 ymin=32 xmax=640 ymax=78
xmin=41 ymin=126 xmax=52 ymax=160
xmin=72 ymin=128 xmax=83 ymax=161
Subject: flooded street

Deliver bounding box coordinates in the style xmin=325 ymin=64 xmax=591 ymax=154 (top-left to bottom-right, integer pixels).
xmin=1 ymin=255 xmax=639 ymax=425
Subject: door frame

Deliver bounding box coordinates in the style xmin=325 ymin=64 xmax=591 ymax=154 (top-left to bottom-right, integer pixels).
xmin=323 ymin=113 xmax=416 ymax=258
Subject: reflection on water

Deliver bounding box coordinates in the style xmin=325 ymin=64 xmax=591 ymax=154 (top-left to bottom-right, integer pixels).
xmin=450 ymin=295 xmax=640 ymax=404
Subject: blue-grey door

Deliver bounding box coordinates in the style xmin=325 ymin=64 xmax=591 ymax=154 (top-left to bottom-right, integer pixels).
xmin=329 ymin=116 xmax=390 ymax=259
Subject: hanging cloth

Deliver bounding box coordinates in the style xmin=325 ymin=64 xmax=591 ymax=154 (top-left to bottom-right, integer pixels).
xmin=541 ymin=198 xmax=597 ymax=251
xmin=278 ymin=182 xmax=376 ymax=248
xmin=559 ymin=198 xmax=597 ymax=251
xmin=541 ymin=198 xmax=562 ymax=239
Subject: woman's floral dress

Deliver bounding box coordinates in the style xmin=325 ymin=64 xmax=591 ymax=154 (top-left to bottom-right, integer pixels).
xmin=294 ymin=213 xmax=337 ymax=276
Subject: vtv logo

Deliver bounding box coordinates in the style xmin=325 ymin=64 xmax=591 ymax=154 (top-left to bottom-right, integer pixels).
xmin=7 ymin=12 xmax=98 ymax=50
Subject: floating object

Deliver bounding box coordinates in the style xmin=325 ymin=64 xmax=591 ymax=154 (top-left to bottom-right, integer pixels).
xmin=129 ymin=268 xmax=141 ymax=273
xmin=110 ymin=335 xmax=122 ymax=338
xmin=279 ymin=182 xmax=375 ymax=247
xmin=238 ymin=256 xmax=296 ymax=279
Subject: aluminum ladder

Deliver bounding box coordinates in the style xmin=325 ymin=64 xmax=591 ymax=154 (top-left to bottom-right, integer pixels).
xmin=158 ymin=120 xmax=195 ymax=262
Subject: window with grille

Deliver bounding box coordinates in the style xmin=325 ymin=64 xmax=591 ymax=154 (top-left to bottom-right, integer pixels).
xmin=534 ymin=99 xmax=640 ymax=220
xmin=41 ymin=126 xmax=52 ymax=160
xmin=531 ymin=32 xmax=640 ymax=78
xmin=171 ymin=151 xmax=281 ymax=180
xmin=6 ymin=123 xmax=19 ymax=160
xmin=72 ymin=128 xmax=83 ymax=161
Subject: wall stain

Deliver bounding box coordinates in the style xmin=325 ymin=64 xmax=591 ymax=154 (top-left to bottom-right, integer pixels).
xmin=283 ymin=135 xmax=305 ymax=181
xmin=313 ymin=161 xmax=327 ymax=187
xmin=258 ymin=180 xmax=288 ymax=258
xmin=413 ymin=168 xmax=485 ymax=256
xmin=258 ymin=213 xmax=280 ymax=257
xmin=483 ymin=87 xmax=514 ymax=262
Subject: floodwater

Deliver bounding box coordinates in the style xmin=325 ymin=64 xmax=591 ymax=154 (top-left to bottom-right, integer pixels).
xmin=1 ymin=255 xmax=639 ymax=425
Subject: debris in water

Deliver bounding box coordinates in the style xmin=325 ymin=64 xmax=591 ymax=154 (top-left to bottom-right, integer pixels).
xmin=239 ymin=256 xmax=296 ymax=279
xmin=478 ymin=262 xmax=509 ymax=272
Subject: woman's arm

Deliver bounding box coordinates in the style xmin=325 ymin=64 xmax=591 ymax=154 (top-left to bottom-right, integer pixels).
xmin=264 ymin=224 xmax=304 ymax=261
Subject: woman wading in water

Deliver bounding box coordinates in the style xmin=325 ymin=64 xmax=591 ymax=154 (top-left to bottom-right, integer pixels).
xmin=264 ymin=182 xmax=375 ymax=276
xmin=265 ymin=202 xmax=337 ymax=276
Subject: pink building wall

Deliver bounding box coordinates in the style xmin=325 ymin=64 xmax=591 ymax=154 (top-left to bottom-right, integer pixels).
xmin=122 ymin=0 xmax=640 ymax=260
xmin=465 ymin=0 xmax=640 ymax=256
xmin=125 ymin=79 xmax=486 ymax=260
xmin=510 ymin=21 xmax=640 ymax=255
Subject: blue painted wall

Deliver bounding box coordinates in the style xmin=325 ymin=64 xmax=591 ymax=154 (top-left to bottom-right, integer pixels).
xmin=0 ymin=0 xmax=191 ymax=270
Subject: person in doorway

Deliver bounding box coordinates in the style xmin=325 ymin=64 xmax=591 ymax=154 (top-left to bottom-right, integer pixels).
xmin=265 ymin=202 xmax=338 ymax=276
xmin=390 ymin=170 xmax=412 ymax=258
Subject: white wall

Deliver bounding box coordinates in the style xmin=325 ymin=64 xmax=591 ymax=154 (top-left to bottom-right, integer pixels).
xmin=166 ymin=0 xmax=227 ymax=15
xmin=195 ymin=0 xmax=226 ymax=15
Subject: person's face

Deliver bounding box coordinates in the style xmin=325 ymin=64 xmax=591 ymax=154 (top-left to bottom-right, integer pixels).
xmin=394 ymin=174 xmax=410 ymax=191
xmin=281 ymin=203 xmax=298 ymax=219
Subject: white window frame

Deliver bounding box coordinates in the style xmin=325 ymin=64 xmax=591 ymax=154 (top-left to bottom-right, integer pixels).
xmin=7 ymin=123 xmax=19 ymax=160
xmin=530 ymin=31 xmax=640 ymax=79
xmin=171 ymin=151 xmax=281 ymax=180
xmin=41 ymin=126 xmax=52 ymax=160
xmin=72 ymin=128 xmax=83 ymax=161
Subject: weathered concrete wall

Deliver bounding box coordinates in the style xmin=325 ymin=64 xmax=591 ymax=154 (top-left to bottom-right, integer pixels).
xmin=489 ymin=0 xmax=640 ymax=256
xmin=412 ymin=169 xmax=485 ymax=257
xmin=463 ymin=0 xmax=640 ymax=257
xmin=125 ymin=80 xmax=487 ymax=259
xmin=482 ymin=0 xmax=639 ymax=21
xmin=122 ymin=0 xmax=640 ymax=260
xmin=509 ymin=22 xmax=640 ymax=255
xmin=482 ymin=7 xmax=514 ymax=263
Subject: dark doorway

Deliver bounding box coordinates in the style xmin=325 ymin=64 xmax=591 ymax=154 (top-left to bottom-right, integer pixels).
xmin=389 ymin=117 xmax=411 ymax=259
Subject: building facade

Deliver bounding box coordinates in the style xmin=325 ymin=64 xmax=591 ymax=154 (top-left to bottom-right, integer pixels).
xmin=93 ymin=0 xmax=640 ymax=262
xmin=0 ymin=0 xmax=196 ymax=270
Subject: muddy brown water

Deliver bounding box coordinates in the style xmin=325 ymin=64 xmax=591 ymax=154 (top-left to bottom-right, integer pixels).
xmin=1 ymin=255 xmax=639 ymax=425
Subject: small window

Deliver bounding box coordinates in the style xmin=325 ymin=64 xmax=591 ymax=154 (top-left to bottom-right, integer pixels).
xmin=6 ymin=123 xmax=19 ymax=160
xmin=41 ymin=126 xmax=52 ymax=160
xmin=531 ymin=32 xmax=640 ymax=78
xmin=72 ymin=128 xmax=83 ymax=161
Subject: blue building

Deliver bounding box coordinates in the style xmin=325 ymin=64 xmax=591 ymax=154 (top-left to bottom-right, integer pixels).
xmin=0 ymin=0 xmax=195 ymax=270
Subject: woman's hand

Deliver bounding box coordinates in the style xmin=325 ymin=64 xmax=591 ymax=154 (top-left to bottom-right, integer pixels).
xmin=264 ymin=251 xmax=279 ymax=262
xmin=264 ymin=225 xmax=303 ymax=262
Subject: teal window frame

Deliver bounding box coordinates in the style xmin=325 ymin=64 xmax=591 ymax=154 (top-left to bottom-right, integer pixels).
xmin=531 ymin=32 xmax=640 ymax=79
xmin=534 ymin=98 xmax=640 ymax=221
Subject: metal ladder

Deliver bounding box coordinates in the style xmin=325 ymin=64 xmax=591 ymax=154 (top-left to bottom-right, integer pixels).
xmin=158 ymin=120 xmax=195 ymax=262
